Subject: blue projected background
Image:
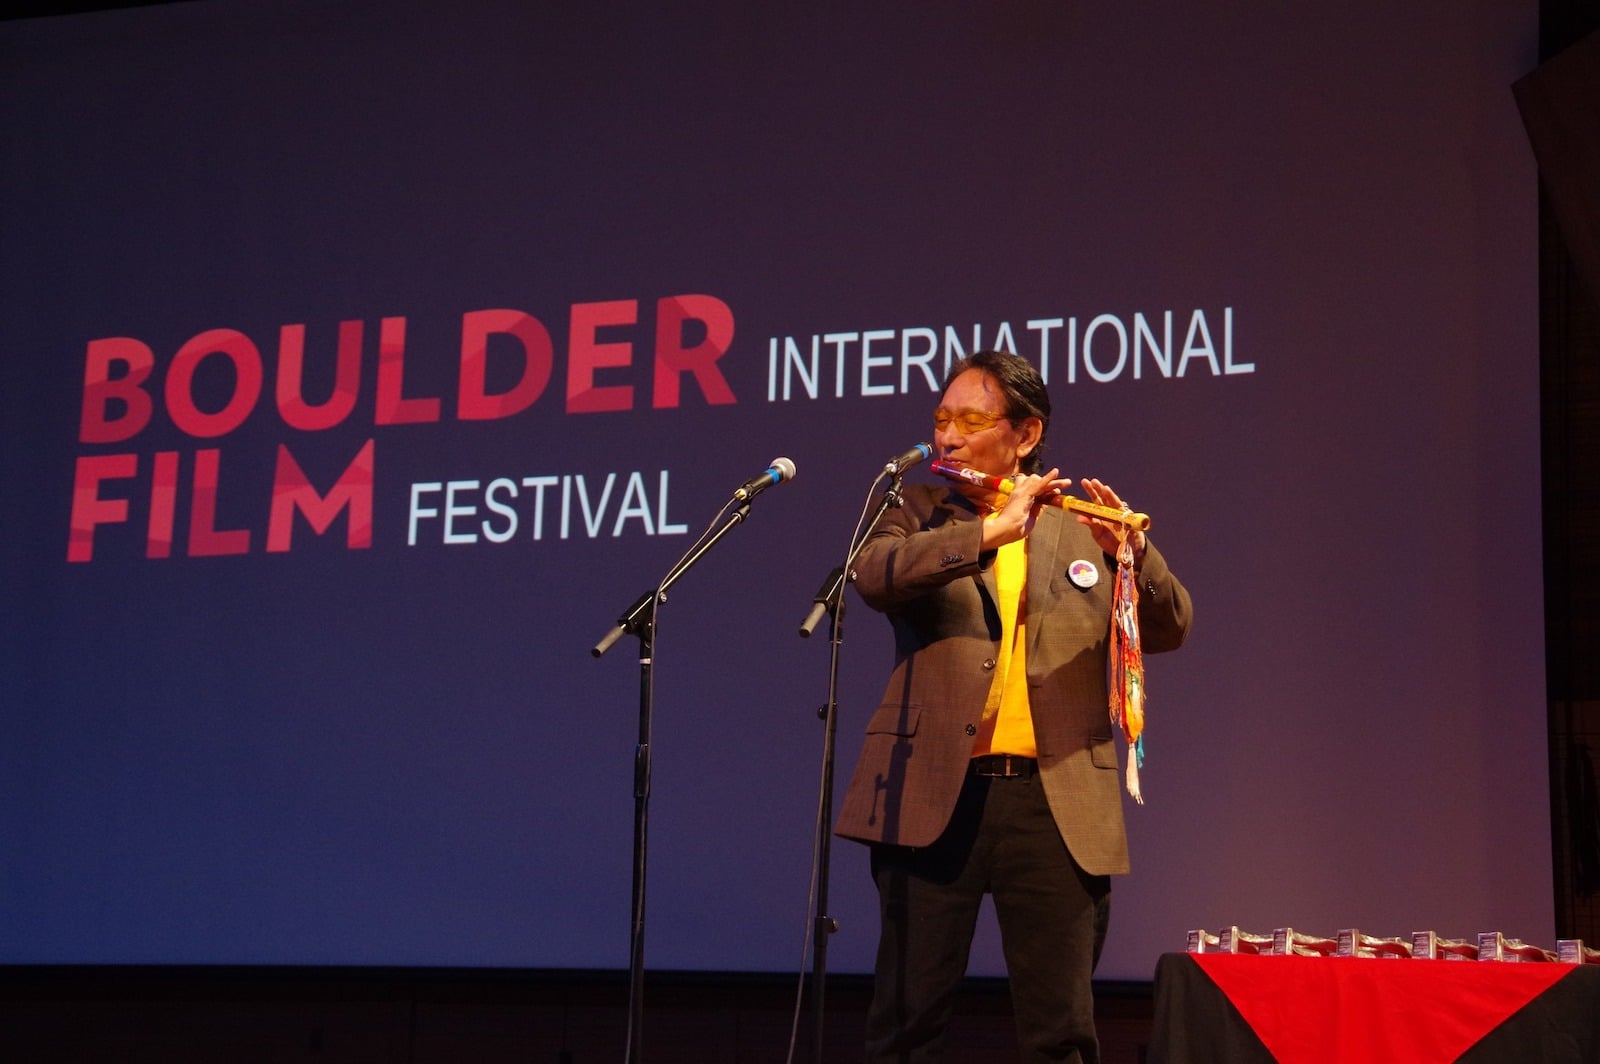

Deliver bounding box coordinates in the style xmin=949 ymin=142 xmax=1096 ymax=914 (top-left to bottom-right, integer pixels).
xmin=0 ymin=1 xmax=1550 ymax=981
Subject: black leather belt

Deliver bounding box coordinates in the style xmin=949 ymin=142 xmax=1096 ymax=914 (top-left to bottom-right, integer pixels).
xmin=969 ymin=754 xmax=1037 ymax=778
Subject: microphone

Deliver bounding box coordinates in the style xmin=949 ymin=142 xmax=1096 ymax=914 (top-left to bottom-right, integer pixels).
xmin=883 ymin=442 xmax=932 ymax=477
xmin=733 ymin=456 xmax=797 ymax=501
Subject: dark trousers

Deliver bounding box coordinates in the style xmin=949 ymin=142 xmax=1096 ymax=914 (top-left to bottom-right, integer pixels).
xmin=865 ymin=771 xmax=1111 ymax=1063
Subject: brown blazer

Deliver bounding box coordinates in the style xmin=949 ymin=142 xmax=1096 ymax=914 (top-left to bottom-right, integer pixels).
xmin=834 ymin=484 xmax=1192 ymax=876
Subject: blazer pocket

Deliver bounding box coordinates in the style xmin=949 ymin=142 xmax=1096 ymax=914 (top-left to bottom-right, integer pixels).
xmin=866 ymin=701 xmax=921 ymax=737
xmin=1089 ymin=733 xmax=1118 ymax=769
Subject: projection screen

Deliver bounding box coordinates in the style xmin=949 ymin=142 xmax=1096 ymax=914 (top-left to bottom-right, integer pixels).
xmin=0 ymin=1 xmax=1550 ymax=981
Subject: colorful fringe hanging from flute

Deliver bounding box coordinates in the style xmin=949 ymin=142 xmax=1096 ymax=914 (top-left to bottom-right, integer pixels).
xmin=1109 ymin=529 xmax=1146 ymax=803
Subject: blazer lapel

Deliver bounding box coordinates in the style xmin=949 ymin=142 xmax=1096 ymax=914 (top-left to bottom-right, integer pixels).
xmin=1025 ymin=506 xmax=1063 ymax=658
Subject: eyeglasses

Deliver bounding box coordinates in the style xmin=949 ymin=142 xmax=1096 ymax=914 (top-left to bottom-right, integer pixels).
xmin=933 ymin=408 xmax=1009 ymax=434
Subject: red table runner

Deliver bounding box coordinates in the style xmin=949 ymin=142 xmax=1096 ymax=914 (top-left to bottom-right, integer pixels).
xmin=1149 ymin=952 xmax=1600 ymax=1063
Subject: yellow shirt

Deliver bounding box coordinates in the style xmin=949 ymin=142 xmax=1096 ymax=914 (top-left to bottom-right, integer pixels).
xmin=970 ymin=528 xmax=1036 ymax=757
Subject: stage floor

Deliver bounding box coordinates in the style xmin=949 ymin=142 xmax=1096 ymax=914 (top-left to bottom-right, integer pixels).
xmin=1 ymin=967 xmax=1156 ymax=1062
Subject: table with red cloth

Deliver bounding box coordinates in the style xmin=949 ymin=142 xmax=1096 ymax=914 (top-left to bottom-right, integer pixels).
xmin=1148 ymin=951 xmax=1600 ymax=1063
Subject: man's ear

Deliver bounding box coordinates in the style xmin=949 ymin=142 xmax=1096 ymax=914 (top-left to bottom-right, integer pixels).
xmin=1016 ymin=416 xmax=1044 ymax=457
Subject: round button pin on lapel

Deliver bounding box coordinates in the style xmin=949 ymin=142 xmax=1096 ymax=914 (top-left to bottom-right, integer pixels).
xmin=1068 ymin=559 xmax=1099 ymax=589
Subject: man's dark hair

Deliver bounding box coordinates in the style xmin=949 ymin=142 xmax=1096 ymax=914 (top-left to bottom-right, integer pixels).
xmin=944 ymin=350 xmax=1051 ymax=474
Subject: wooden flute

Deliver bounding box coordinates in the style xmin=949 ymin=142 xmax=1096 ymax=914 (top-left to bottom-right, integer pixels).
xmin=929 ymin=459 xmax=1152 ymax=531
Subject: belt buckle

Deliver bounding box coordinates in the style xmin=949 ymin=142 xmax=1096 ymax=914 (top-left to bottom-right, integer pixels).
xmin=973 ymin=754 xmax=1023 ymax=778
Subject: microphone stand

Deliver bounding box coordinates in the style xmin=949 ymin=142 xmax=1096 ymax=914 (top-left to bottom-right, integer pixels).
xmin=593 ymin=498 xmax=756 ymax=1064
xmin=795 ymin=472 xmax=909 ymax=1064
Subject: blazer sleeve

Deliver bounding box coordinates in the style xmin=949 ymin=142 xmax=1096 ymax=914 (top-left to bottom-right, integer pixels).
xmin=852 ymin=485 xmax=988 ymax=612
xmin=1130 ymin=540 xmax=1192 ymax=655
